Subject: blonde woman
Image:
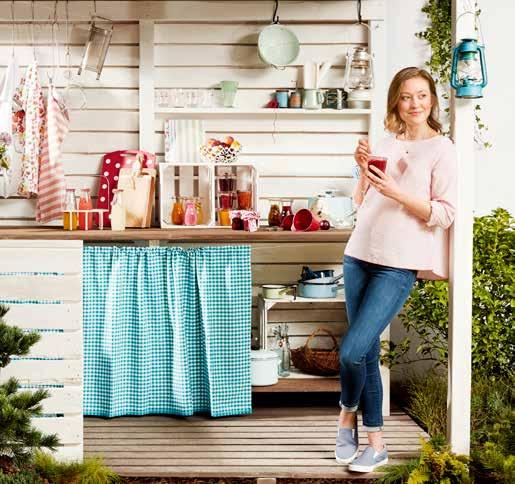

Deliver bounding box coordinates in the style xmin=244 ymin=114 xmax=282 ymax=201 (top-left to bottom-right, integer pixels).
xmin=335 ymin=67 xmax=457 ymax=473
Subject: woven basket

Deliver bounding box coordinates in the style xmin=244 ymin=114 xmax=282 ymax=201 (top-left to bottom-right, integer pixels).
xmin=291 ymin=327 xmax=340 ymax=376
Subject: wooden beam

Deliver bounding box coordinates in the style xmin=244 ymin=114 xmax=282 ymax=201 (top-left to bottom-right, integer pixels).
xmin=448 ymin=0 xmax=475 ymax=456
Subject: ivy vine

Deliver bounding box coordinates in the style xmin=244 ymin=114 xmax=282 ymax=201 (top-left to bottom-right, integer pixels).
xmin=416 ymin=0 xmax=491 ymax=148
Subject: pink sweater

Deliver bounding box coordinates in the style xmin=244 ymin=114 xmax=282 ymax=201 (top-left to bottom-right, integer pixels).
xmin=344 ymin=135 xmax=457 ymax=280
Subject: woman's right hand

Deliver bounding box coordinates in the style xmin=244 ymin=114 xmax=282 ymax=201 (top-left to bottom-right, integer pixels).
xmin=354 ymin=138 xmax=371 ymax=174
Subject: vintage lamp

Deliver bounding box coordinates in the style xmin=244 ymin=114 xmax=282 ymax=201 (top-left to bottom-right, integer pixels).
xmin=450 ymin=38 xmax=488 ymax=98
xmin=78 ymin=15 xmax=113 ymax=80
xmin=343 ymin=47 xmax=374 ymax=108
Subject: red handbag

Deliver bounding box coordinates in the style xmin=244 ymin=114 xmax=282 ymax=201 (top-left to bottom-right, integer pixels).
xmin=96 ymin=150 xmax=157 ymax=227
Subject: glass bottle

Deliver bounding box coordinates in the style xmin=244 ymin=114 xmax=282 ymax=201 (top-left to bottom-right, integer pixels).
xmin=237 ymin=190 xmax=252 ymax=210
xmin=280 ymin=325 xmax=291 ymax=377
xmin=194 ymin=197 xmax=203 ymax=225
xmin=183 ymin=199 xmax=198 ymax=226
xmin=110 ymin=189 xmax=126 ymax=231
xmin=78 ymin=188 xmax=93 ymax=230
xmin=63 ymin=188 xmax=78 ymax=231
xmin=268 ymin=200 xmax=282 ymax=227
xmin=171 ymin=196 xmax=185 ymax=225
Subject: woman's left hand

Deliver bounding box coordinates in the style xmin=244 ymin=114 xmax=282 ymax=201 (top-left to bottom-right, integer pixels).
xmin=366 ymin=165 xmax=402 ymax=201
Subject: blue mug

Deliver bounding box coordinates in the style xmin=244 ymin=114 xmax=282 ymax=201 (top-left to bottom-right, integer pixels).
xmin=275 ymin=90 xmax=289 ymax=108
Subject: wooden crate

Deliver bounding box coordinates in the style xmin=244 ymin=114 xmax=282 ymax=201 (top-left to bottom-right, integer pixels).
xmin=159 ymin=163 xmax=214 ymax=228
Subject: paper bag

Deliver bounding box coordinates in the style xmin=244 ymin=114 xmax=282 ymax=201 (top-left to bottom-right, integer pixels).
xmin=118 ymin=166 xmax=156 ymax=228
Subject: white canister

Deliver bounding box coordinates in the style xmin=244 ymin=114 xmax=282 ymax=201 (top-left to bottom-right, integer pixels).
xmin=251 ymin=349 xmax=279 ymax=386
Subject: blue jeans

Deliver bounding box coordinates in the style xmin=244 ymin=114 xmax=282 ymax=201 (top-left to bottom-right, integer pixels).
xmin=339 ymin=255 xmax=416 ymax=431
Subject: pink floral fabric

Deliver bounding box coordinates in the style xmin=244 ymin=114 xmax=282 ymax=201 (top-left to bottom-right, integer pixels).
xmin=14 ymin=61 xmax=45 ymax=198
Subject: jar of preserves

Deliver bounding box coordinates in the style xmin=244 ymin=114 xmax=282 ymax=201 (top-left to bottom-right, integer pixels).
xmin=268 ymin=201 xmax=282 ymax=227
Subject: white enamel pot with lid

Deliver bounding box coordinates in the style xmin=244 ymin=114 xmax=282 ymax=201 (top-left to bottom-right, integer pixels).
xmin=251 ymin=349 xmax=279 ymax=386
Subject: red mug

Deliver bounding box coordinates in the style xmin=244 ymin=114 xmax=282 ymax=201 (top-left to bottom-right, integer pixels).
xmin=292 ymin=209 xmax=320 ymax=232
xmin=367 ymin=155 xmax=387 ymax=174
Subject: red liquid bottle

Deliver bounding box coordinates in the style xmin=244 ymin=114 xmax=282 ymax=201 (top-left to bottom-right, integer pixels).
xmin=78 ymin=188 xmax=94 ymax=230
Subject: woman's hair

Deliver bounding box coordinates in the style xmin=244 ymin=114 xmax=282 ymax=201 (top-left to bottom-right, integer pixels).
xmin=384 ymin=67 xmax=442 ymax=134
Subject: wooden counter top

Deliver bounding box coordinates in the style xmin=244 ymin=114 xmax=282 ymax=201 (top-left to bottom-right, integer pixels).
xmin=0 ymin=227 xmax=352 ymax=243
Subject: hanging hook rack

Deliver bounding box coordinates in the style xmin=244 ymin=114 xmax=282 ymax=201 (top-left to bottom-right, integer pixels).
xmin=272 ymin=0 xmax=279 ymax=24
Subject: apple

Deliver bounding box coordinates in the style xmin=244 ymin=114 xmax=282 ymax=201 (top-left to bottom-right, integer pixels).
xmin=206 ymin=138 xmax=218 ymax=147
xmin=225 ymin=136 xmax=235 ymax=145
xmin=230 ymin=140 xmax=241 ymax=150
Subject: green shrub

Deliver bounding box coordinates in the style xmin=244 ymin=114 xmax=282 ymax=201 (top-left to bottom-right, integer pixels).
xmin=385 ymin=208 xmax=514 ymax=379
xmin=33 ymin=452 xmax=120 ymax=484
xmin=0 ymin=471 xmax=42 ymax=484
xmin=0 ymin=305 xmax=59 ymax=466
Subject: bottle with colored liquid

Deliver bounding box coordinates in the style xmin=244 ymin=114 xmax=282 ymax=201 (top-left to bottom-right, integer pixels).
xmin=110 ymin=189 xmax=126 ymax=231
xmin=183 ymin=200 xmax=198 ymax=226
xmin=63 ymin=188 xmax=78 ymax=230
xmin=78 ymin=188 xmax=94 ymax=230
xmin=171 ymin=197 xmax=184 ymax=225
xmin=194 ymin=197 xmax=203 ymax=225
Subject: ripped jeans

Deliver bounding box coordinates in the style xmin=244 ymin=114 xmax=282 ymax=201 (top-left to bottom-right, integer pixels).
xmin=339 ymin=255 xmax=416 ymax=431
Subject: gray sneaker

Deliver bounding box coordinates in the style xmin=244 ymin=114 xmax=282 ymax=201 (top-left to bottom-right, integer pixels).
xmin=348 ymin=445 xmax=388 ymax=473
xmin=334 ymin=425 xmax=359 ymax=465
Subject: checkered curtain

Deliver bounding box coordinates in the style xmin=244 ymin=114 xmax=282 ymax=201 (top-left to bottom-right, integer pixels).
xmin=83 ymin=246 xmax=252 ymax=418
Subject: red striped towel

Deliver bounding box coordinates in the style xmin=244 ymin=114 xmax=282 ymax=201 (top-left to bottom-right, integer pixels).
xmin=36 ymin=85 xmax=69 ymax=223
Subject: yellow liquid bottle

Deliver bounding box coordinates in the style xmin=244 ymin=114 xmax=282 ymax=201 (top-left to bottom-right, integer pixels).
xmin=63 ymin=188 xmax=78 ymax=230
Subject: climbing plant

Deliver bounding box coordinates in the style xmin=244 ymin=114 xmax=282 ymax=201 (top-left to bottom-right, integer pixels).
xmin=416 ymin=0 xmax=491 ymax=148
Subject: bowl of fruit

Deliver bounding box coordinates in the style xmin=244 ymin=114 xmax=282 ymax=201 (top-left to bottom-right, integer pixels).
xmin=200 ymin=136 xmax=242 ymax=164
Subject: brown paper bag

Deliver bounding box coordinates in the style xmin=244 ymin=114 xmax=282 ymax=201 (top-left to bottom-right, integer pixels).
xmin=118 ymin=166 xmax=156 ymax=228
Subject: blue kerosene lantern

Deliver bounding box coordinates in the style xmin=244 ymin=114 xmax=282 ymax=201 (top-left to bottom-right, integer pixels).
xmin=451 ymin=38 xmax=488 ymax=98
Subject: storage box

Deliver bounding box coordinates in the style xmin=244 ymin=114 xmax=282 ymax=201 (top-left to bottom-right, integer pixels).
xmin=159 ymin=163 xmax=214 ymax=228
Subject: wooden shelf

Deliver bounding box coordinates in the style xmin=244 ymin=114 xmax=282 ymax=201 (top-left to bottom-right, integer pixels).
xmin=252 ymin=376 xmax=340 ymax=393
xmin=155 ymin=107 xmax=371 ymax=116
xmin=0 ymin=227 xmax=352 ymax=243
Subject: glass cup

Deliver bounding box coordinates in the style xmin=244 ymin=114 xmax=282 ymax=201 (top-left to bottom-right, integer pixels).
xmin=155 ymin=89 xmax=169 ymax=108
xmin=219 ymin=192 xmax=234 ymax=210
xmin=218 ymin=209 xmax=231 ymax=226
xmin=367 ymin=155 xmax=387 ymax=174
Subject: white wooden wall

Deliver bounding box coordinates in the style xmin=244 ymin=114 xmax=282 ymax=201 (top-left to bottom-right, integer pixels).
xmin=0 ymin=240 xmax=83 ymax=460
xmin=0 ymin=1 xmax=388 ymax=412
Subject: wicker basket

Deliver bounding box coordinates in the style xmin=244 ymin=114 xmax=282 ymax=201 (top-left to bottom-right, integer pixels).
xmin=291 ymin=327 xmax=340 ymax=376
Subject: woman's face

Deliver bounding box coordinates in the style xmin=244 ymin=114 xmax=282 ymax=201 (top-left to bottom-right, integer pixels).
xmin=397 ymin=77 xmax=434 ymax=130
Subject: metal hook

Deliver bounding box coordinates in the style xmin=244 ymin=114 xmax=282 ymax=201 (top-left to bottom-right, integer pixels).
xmin=272 ymin=0 xmax=279 ymax=24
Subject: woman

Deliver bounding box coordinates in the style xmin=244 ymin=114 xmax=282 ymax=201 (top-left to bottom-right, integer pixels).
xmin=335 ymin=67 xmax=457 ymax=473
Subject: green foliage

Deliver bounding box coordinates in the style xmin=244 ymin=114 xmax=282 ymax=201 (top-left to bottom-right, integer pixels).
xmin=398 ymin=372 xmax=514 ymax=483
xmin=0 ymin=306 xmax=40 ymax=369
xmin=385 ymin=209 xmax=514 ymax=380
xmin=416 ymin=0 xmax=490 ymax=148
xmin=0 ymin=471 xmax=42 ymax=484
xmin=380 ymin=437 xmax=470 ymax=484
xmin=33 ymin=452 xmax=120 ymax=484
xmin=0 ymin=306 xmax=59 ymax=465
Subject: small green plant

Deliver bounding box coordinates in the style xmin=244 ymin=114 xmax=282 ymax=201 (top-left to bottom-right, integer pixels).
xmin=384 ymin=209 xmax=514 ymax=380
xmin=0 ymin=305 xmax=59 ymax=467
xmin=33 ymin=452 xmax=120 ymax=484
xmin=0 ymin=471 xmax=42 ymax=484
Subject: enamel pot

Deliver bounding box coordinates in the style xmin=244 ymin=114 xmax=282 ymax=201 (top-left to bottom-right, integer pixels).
xmin=297 ymin=274 xmax=344 ymax=299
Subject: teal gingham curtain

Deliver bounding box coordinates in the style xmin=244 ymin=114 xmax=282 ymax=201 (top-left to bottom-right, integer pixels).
xmin=83 ymin=246 xmax=252 ymax=418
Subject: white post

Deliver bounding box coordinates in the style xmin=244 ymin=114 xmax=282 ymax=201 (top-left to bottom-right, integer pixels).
xmin=139 ymin=20 xmax=155 ymax=152
xmin=448 ymin=0 xmax=475 ymax=455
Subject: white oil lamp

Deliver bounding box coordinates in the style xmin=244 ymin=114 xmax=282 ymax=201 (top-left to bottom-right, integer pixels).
xmin=450 ymin=38 xmax=487 ymax=98
xmin=343 ymin=47 xmax=374 ymax=109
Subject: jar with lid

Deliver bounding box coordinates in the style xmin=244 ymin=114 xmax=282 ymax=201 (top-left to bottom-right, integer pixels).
xmin=268 ymin=200 xmax=282 ymax=227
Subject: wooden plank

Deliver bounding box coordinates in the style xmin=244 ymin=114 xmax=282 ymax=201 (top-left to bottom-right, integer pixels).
xmin=33 ymin=415 xmax=83 ymax=445
xmin=0 ymin=23 xmax=139 ymax=44
xmin=1 ymin=1 xmax=386 ymax=22
xmin=0 ymin=240 xmax=82 ymax=248
xmin=154 ymin=44 xmax=349 ymax=67
xmin=0 ymin=274 xmax=81 ymax=301
xmin=28 ymin=331 xmax=82 ymax=359
xmin=69 ymin=110 xmax=139 ymax=132
xmin=0 ymin=359 xmax=82 ymax=384
xmin=0 ymin=248 xmax=81 ymax=273
xmin=0 ymin=227 xmax=353 ymax=242
xmin=2 ymin=303 xmax=82 ymax=330
xmin=252 ymin=378 xmax=340 ymax=392
xmin=154 ymin=132 xmax=361 ymax=155
xmin=0 ymin=45 xmax=138 ymax=67
xmin=154 ymin=22 xmax=368 ymax=44
xmin=62 ymin=132 xmax=138 ymax=153
xmin=139 ymin=20 xmax=155 ymax=152
xmin=155 ymin=66 xmax=345 ymax=89
xmin=154 ymin=116 xmax=368 ymax=134
xmin=41 ymin=386 xmax=83 ymax=415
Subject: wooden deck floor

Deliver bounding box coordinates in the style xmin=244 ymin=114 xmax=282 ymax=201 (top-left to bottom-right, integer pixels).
xmin=84 ymin=406 xmax=427 ymax=480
